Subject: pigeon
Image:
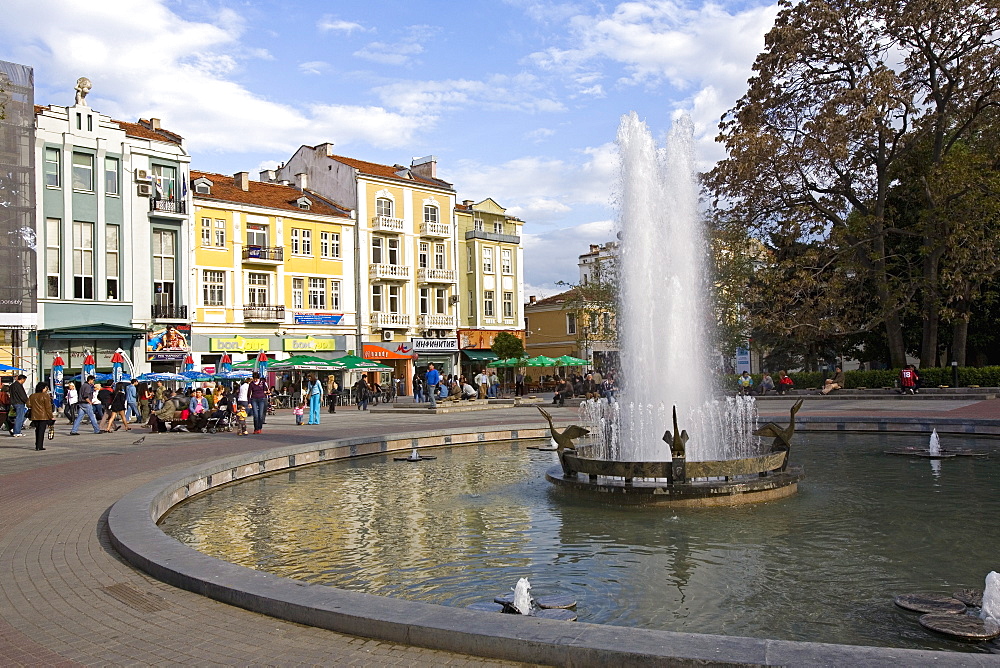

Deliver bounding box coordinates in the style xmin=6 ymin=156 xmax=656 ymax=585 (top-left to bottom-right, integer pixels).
xmin=131 ymin=436 xmax=146 ymax=445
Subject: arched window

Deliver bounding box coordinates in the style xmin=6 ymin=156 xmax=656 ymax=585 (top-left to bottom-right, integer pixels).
xmin=423 ymin=204 xmax=438 ymax=225
xmin=376 ymin=197 xmax=393 ymax=218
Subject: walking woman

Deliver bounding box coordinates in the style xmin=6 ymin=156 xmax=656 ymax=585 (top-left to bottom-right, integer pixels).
xmin=326 ymin=376 xmax=339 ymax=414
xmin=354 ymin=375 xmax=371 ymax=411
xmin=306 ymin=373 xmax=321 ymax=425
xmin=26 ymin=382 xmax=55 ymax=451
xmin=102 ymin=382 xmax=131 ymax=432
xmin=248 ymin=372 xmax=269 ymax=434
xmin=137 ymin=382 xmax=152 ymax=424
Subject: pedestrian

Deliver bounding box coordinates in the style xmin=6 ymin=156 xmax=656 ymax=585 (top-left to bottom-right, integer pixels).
xmin=899 ymin=365 xmax=919 ymax=395
xmin=515 ymin=370 xmax=525 ymax=397
xmin=64 ymin=381 xmax=79 ymax=423
xmin=102 ymin=382 xmax=131 ymax=432
xmin=759 ymin=373 xmax=775 ymax=396
xmin=326 ymin=376 xmax=339 ymax=414
xmin=234 ymin=403 xmax=249 ymax=435
xmin=776 ymin=371 xmax=794 ymax=395
xmin=71 ymin=375 xmax=102 ymax=435
xmin=125 ymin=379 xmax=140 ymax=423
xmin=737 ymin=371 xmax=754 ymax=396
xmin=293 ymin=402 xmax=305 ymax=425
xmin=8 ymin=374 xmax=28 ymax=437
xmin=237 ymin=377 xmax=250 ymax=409
xmin=248 ymin=372 xmax=269 ymax=434
xmin=306 ymin=373 xmax=321 ymax=424
xmin=412 ymin=372 xmax=424 ymax=403
xmin=137 ymin=382 xmax=152 ymax=424
xmin=153 ymin=380 xmax=166 ymax=410
xmin=187 ymin=389 xmax=210 ymax=432
xmin=425 ymin=363 xmax=441 ymax=409
xmin=354 ymin=376 xmax=371 ymax=411
xmin=26 ymin=382 xmax=55 ymax=450
xmin=96 ymin=382 xmax=113 ymax=425
xmin=821 ymin=367 xmax=845 ymax=395
xmin=475 ymin=369 xmax=488 ymax=399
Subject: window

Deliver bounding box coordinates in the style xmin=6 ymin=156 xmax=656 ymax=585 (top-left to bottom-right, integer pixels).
xmin=214 ymin=219 xmax=225 ymax=247
xmin=418 ymin=242 xmax=429 ymax=269
xmin=247 ymin=272 xmax=269 ymax=305
xmin=494 ymin=221 xmax=504 ymax=234
xmin=320 ymin=231 xmax=340 ymax=258
xmin=484 ymin=290 xmax=495 ymax=318
xmin=434 ymin=243 xmax=445 ymax=270
xmin=501 ymin=249 xmax=512 ymax=274
xmin=72 ymin=153 xmax=94 ymax=191
xmin=331 ymin=280 xmax=341 ymax=310
xmin=72 ymin=221 xmax=94 ymax=299
xmin=151 ymin=164 xmax=177 ymax=200
xmin=292 ymin=278 xmax=304 ymax=309
xmin=466 ymin=246 xmax=473 ymax=272
xmin=482 ymin=247 xmax=493 ymax=273
xmin=308 ymin=278 xmax=326 ymax=309
xmin=105 ymin=157 xmax=119 ymax=195
xmin=503 ymin=291 xmax=514 ymax=318
xmin=567 ymin=312 xmax=577 ymax=335
xmin=46 ymin=218 xmax=60 ymax=298
xmin=44 ymin=148 xmax=61 ymax=188
xmin=474 ymin=219 xmax=484 ymax=232
xmin=376 ymin=197 xmax=393 ymax=218
xmin=419 ymin=288 xmax=430 ymax=315
xmin=424 ymin=205 xmax=438 ymax=225
xmin=387 ymin=237 xmax=400 ymax=264
xmin=388 ymin=285 xmax=401 ymax=312
xmin=195 ymin=182 xmax=211 ymax=195
xmin=152 ymin=230 xmax=176 ymax=309
xmin=436 ymin=288 xmax=447 ymax=314
xmin=291 ymin=229 xmax=311 ymax=255
xmin=204 ymin=270 xmax=225 ymax=306
xmin=246 ymin=224 xmax=267 ymax=247
xmin=201 ymin=218 xmax=212 ymax=246
xmin=372 ymin=284 xmax=383 ymax=312
xmin=106 ymin=224 xmax=120 ymax=300
xmin=372 ymin=236 xmax=383 ymax=263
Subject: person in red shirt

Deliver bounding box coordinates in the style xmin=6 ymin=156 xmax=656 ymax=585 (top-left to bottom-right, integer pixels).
xmin=776 ymin=371 xmax=795 ymax=395
xmin=899 ymin=365 xmax=918 ymax=394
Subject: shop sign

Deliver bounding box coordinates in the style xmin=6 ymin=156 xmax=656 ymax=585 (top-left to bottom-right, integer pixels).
xmin=411 ymin=337 xmax=458 ymax=352
xmin=458 ymin=329 xmax=525 ymax=350
xmin=202 ymin=365 xmax=216 ymax=375
xmin=735 ymin=347 xmax=751 ymax=374
xmin=293 ymin=312 xmax=344 ymax=326
xmin=147 ymin=324 xmax=191 ymax=353
xmin=147 ymin=352 xmax=187 ymax=362
xmin=363 ymin=343 xmax=413 ymax=360
xmin=210 ymin=336 xmax=269 ymax=352
xmin=283 ymin=336 xmax=338 ymax=352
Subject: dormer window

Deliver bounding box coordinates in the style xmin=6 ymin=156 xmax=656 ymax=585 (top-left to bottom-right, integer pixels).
xmin=296 ymin=196 xmax=312 ymax=210
xmin=193 ymin=177 xmax=213 ymax=195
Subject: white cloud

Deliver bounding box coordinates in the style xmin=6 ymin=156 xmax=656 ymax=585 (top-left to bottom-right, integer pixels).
xmin=298 ymin=60 xmax=331 ymax=76
xmin=353 ymin=24 xmax=437 ymax=66
xmin=525 ymin=127 xmax=556 ymax=142
xmin=0 ymin=0 xmax=435 ymax=156
xmin=375 ymin=73 xmax=566 ymax=115
xmin=317 ymin=16 xmax=368 ymax=34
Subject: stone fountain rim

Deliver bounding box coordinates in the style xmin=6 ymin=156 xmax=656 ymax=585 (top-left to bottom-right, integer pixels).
xmin=107 ymin=421 xmax=1000 ymax=666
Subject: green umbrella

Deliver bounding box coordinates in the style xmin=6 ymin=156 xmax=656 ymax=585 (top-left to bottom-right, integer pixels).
xmin=525 ymin=355 xmax=557 ymax=367
xmin=323 ymin=354 xmax=392 ymax=370
xmin=554 ymin=355 xmax=589 ymax=366
xmin=488 ymin=357 xmax=527 ymax=368
xmin=231 ymin=359 xmax=258 ymax=369
xmin=269 ymin=354 xmax=337 ymax=370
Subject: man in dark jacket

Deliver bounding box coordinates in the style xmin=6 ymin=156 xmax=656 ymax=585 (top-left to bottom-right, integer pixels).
xmin=8 ymin=375 xmax=29 ymax=437
xmin=70 ymin=376 xmax=102 ymax=435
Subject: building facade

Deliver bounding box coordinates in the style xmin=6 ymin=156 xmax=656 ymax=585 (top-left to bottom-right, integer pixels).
xmin=33 ymin=80 xmax=191 ymax=378
xmin=269 ymin=145 xmax=461 ymax=387
xmin=185 ymin=171 xmax=356 ymax=370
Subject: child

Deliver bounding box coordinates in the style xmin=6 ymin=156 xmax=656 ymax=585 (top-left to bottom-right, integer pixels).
xmin=235 ymin=404 xmax=249 ymax=436
xmin=293 ymin=402 xmax=305 ymax=425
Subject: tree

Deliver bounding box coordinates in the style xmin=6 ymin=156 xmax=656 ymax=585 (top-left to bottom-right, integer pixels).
xmin=707 ymin=0 xmax=1000 ymax=367
xmin=490 ymin=332 xmax=525 ymax=361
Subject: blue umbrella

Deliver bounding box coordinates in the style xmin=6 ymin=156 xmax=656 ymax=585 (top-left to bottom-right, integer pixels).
xmin=138 ymin=372 xmax=187 ymax=382
xmin=180 ymin=370 xmax=213 ymax=382
xmin=214 ymin=370 xmax=252 ymax=380
xmin=0 ymin=363 xmax=24 ymax=371
xmin=51 ymin=355 xmax=65 ymax=408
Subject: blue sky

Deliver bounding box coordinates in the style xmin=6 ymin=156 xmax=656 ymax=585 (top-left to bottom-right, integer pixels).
xmin=1 ymin=0 xmax=779 ymax=295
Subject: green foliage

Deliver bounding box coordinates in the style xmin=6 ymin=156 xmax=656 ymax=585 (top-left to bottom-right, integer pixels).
xmin=490 ymin=332 xmax=525 ymax=361
xmin=725 ymin=366 xmax=1000 ymax=390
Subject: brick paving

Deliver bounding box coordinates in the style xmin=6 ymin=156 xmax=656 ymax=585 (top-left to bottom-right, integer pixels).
xmin=0 ymin=397 xmax=994 ymax=666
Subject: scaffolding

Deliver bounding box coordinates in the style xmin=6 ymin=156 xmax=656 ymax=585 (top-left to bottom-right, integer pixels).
xmin=0 ymin=60 xmax=37 ymax=377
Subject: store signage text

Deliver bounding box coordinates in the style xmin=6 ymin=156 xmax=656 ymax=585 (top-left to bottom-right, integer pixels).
xmin=410 ymin=338 xmax=458 ymax=352
xmin=210 ymin=336 xmax=269 ymax=352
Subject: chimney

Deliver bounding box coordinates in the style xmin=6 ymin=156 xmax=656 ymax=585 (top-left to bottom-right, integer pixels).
xmin=149 ymin=118 xmax=161 ymax=130
xmin=529 ymin=295 xmax=537 ymax=305
xmin=463 ymin=199 xmax=474 ymax=207
xmin=295 ymin=172 xmax=308 ymax=190
xmin=259 ymin=169 xmax=276 ymax=182
xmin=316 ymin=142 xmax=335 ymax=157
xmin=234 ymin=171 xmax=249 ymax=191
xmin=589 ymin=244 xmax=599 ymax=253
xmin=410 ymin=155 xmax=437 ymax=179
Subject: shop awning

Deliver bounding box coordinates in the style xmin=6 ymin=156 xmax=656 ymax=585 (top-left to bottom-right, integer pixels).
xmin=461 ymin=350 xmax=498 ymax=362
xmin=40 ymin=323 xmax=148 ymax=340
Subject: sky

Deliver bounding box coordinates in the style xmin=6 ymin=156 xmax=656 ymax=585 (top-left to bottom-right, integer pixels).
xmin=1 ymin=0 xmax=780 ymax=297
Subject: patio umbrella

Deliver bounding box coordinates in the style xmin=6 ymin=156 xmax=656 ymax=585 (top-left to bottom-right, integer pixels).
xmin=82 ymin=351 xmax=96 ymax=378
xmin=111 ymin=349 xmax=126 ymax=384
xmin=183 ymin=354 xmax=194 ymax=373
xmin=0 ymin=363 xmax=24 ymax=371
xmin=219 ymin=353 xmax=233 ymax=373
xmin=231 ymin=359 xmax=257 ymax=370
xmin=525 ymin=355 xmax=557 ymax=367
xmin=213 ymin=370 xmax=253 ymax=380
xmin=269 ymin=354 xmax=336 ymax=370
xmin=138 ymin=372 xmax=188 ymax=382
xmin=324 ymin=354 xmax=391 ymax=370
xmin=255 ymin=349 xmax=269 ymax=376
xmin=51 ymin=355 xmax=65 ymax=408
xmin=554 ymin=355 xmax=589 ymax=367
xmin=488 ymin=358 xmax=527 ymax=368
xmin=180 ymin=370 xmax=213 ymax=382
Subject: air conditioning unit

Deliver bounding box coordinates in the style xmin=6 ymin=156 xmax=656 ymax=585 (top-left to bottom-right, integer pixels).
xmin=135 ymin=169 xmax=149 ymax=181
xmin=382 ymin=330 xmax=394 ymax=342
xmin=137 ymin=183 xmax=153 ymax=196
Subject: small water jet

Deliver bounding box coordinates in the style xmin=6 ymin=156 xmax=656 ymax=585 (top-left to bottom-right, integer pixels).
xmin=884 ymin=429 xmax=987 ymax=458
xmin=393 ymin=448 xmax=437 ymax=462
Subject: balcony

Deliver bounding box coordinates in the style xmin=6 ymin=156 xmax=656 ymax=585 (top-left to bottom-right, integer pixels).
xmin=418 ymin=314 xmax=456 ymax=329
xmin=484 ymin=317 xmax=518 ymax=327
xmin=420 ymin=221 xmax=451 ymax=237
xmin=244 ymin=305 xmax=285 ymax=321
xmin=152 ymin=304 xmax=188 ymax=320
xmin=242 ymin=246 xmax=284 ymax=262
xmin=369 ymin=263 xmax=410 ymax=281
xmin=465 ymin=229 xmax=520 ymax=244
xmin=416 ymin=268 xmax=457 ymax=283
xmin=371 ymin=312 xmax=411 ymax=329
xmin=149 ymin=198 xmax=186 ymax=215
xmin=371 ymin=215 xmax=404 ymax=233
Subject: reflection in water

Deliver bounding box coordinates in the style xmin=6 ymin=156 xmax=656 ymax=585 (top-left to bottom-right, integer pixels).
xmin=160 ymin=434 xmax=1000 ymax=653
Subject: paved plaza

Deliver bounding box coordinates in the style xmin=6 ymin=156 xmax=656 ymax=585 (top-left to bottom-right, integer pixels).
xmin=1 ymin=396 xmax=997 ymax=666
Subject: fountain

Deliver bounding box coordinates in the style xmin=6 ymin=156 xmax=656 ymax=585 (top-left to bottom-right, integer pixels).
xmin=544 ymin=113 xmax=802 ymax=505
xmin=885 ymin=428 xmax=988 ymax=458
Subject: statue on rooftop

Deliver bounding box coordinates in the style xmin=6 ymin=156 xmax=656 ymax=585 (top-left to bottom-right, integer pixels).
xmin=75 ymin=77 xmax=92 ymax=106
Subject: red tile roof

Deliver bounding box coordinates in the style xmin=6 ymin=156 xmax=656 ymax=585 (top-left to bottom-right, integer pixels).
xmin=322 ymin=151 xmax=454 ymax=190
xmin=191 ymin=170 xmax=351 ymax=218
xmin=527 ymin=289 xmax=577 ymax=307
xmin=114 ymin=119 xmax=184 ymax=145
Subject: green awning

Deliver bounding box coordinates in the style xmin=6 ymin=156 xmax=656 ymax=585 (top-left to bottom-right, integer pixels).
xmin=461 ymin=350 xmax=498 ymax=361
xmin=40 ymin=323 xmax=148 ymax=340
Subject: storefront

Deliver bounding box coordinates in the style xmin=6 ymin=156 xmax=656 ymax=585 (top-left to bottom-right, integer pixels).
xmin=37 ymin=323 xmax=147 ymax=378
xmin=409 ymin=337 xmax=458 ymax=384
xmin=457 ymin=329 xmax=524 ymax=380
xmin=362 ymin=343 xmax=414 ymax=394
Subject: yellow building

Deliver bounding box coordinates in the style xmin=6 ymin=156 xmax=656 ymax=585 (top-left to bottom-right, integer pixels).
xmin=186 ymin=170 xmax=355 ymax=370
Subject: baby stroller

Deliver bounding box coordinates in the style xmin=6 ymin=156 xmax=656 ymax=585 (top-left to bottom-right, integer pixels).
xmin=206 ymin=410 xmax=233 ymax=434
xmin=266 ymin=395 xmax=277 ymax=416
